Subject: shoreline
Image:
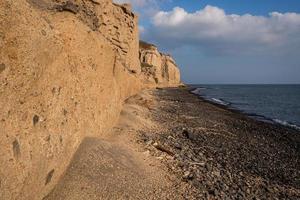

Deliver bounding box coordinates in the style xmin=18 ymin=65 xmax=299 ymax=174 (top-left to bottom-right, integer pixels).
xmin=139 ymin=87 xmax=300 ymax=199
xmin=189 ymin=86 xmax=300 ymax=131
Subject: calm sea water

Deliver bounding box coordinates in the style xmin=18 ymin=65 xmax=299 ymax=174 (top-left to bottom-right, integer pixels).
xmin=191 ymin=85 xmax=300 ymax=130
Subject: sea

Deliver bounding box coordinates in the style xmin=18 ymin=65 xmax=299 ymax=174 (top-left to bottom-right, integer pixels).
xmin=191 ymin=84 xmax=300 ymax=130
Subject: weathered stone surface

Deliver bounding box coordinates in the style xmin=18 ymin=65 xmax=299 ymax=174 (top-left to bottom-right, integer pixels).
xmin=139 ymin=41 xmax=181 ymax=86
xmin=0 ymin=0 xmax=181 ymax=199
xmin=96 ymin=1 xmax=140 ymax=73
xmin=0 ymin=63 xmax=6 ymax=73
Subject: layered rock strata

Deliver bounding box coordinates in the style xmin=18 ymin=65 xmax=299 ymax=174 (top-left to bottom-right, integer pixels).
xmin=139 ymin=41 xmax=181 ymax=85
xmin=0 ymin=0 xmax=181 ymax=199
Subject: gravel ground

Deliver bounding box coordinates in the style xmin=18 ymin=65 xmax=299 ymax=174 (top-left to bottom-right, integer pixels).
xmin=137 ymin=87 xmax=300 ymax=200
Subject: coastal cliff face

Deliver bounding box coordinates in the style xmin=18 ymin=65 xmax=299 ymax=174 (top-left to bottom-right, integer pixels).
xmin=139 ymin=41 xmax=181 ymax=85
xmin=0 ymin=0 xmax=181 ymax=199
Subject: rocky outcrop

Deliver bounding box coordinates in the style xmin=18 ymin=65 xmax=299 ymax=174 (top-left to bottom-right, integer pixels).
xmin=139 ymin=41 xmax=181 ymax=86
xmin=0 ymin=1 xmax=181 ymax=199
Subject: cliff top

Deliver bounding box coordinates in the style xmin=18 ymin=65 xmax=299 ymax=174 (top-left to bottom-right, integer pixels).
xmin=139 ymin=40 xmax=157 ymax=50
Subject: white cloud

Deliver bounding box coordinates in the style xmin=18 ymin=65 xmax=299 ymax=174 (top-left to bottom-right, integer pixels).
xmin=146 ymin=5 xmax=300 ymax=55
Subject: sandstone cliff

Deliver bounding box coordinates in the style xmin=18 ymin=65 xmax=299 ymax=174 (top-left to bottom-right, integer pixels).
xmin=0 ymin=0 xmax=181 ymax=199
xmin=139 ymin=41 xmax=181 ymax=85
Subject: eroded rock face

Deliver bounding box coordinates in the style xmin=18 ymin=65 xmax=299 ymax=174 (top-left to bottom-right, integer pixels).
xmin=97 ymin=1 xmax=140 ymax=74
xmin=0 ymin=0 xmax=181 ymax=199
xmin=139 ymin=41 xmax=181 ymax=86
xmin=162 ymin=55 xmax=181 ymax=85
xmin=27 ymin=0 xmax=140 ymax=74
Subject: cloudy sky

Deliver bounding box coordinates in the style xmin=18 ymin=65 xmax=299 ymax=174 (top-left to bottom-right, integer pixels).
xmin=115 ymin=0 xmax=300 ymax=84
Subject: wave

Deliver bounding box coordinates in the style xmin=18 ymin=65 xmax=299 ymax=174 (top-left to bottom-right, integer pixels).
xmin=191 ymin=87 xmax=300 ymax=131
xmin=191 ymin=88 xmax=203 ymax=95
xmin=242 ymin=113 xmax=300 ymax=131
xmin=211 ymin=98 xmax=230 ymax=106
xmin=191 ymin=88 xmax=230 ymax=106
xmin=272 ymin=119 xmax=300 ymax=130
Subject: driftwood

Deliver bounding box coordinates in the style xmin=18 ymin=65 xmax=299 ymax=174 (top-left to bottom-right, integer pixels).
xmin=153 ymin=143 xmax=175 ymax=156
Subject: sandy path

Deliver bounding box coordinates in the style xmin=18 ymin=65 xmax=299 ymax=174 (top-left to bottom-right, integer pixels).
xmin=44 ymin=138 xmax=166 ymax=200
xmin=44 ymin=90 xmax=181 ymax=200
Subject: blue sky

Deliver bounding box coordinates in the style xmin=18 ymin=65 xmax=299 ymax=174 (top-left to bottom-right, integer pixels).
xmin=161 ymin=0 xmax=300 ymax=15
xmin=116 ymin=0 xmax=300 ymax=84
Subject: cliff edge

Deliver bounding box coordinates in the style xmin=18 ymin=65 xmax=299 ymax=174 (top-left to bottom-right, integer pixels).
xmin=0 ymin=0 xmax=181 ymax=199
xmin=139 ymin=41 xmax=181 ymax=86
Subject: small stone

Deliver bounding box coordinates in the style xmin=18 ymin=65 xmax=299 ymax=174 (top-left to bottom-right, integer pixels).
xmin=183 ymin=171 xmax=193 ymax=180
xmin=143 ymin=150 xmax=150 ymax=156
xmin=182 ymin=129 xmax=189 ymax=138
xmin=182 ymin=129 xmax=197 ymax=140
xmin=177 ymin=161 xmax=185 ymax=168
xmin=156 ymin=156 xmax=164 ymax=160
xmin=212 ymin=170 xmax=221 ymax=177
xmin=146 ymin=139 xmax=153 ymax=145
xmin=191 ymin=162 xmax=205 ymax=167
xmin=153 ymin=142 xmax=159 ymax=147
xmin=167 ymin=135 xmax=174 ymax=140
xmin=246 ymin=188 xmax=251 ymax=194
xmin=205 ymin=164 xmax=211 ymax=171
xmin=174 ymin=143 xmax=182 ymax=150
xmin=208 ymin=188 xmax=216 ymax=196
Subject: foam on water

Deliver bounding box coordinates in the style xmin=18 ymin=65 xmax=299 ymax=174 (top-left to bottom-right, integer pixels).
xmin=211 ymin=98 xmax=230 ymax=106
xmin=273 ymin=119 xmax=300 ymax=130
xmin=191 ymin=88 xmax=202 ymax=95
xmin=191 ymin=85 xmax=300 ymax=131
